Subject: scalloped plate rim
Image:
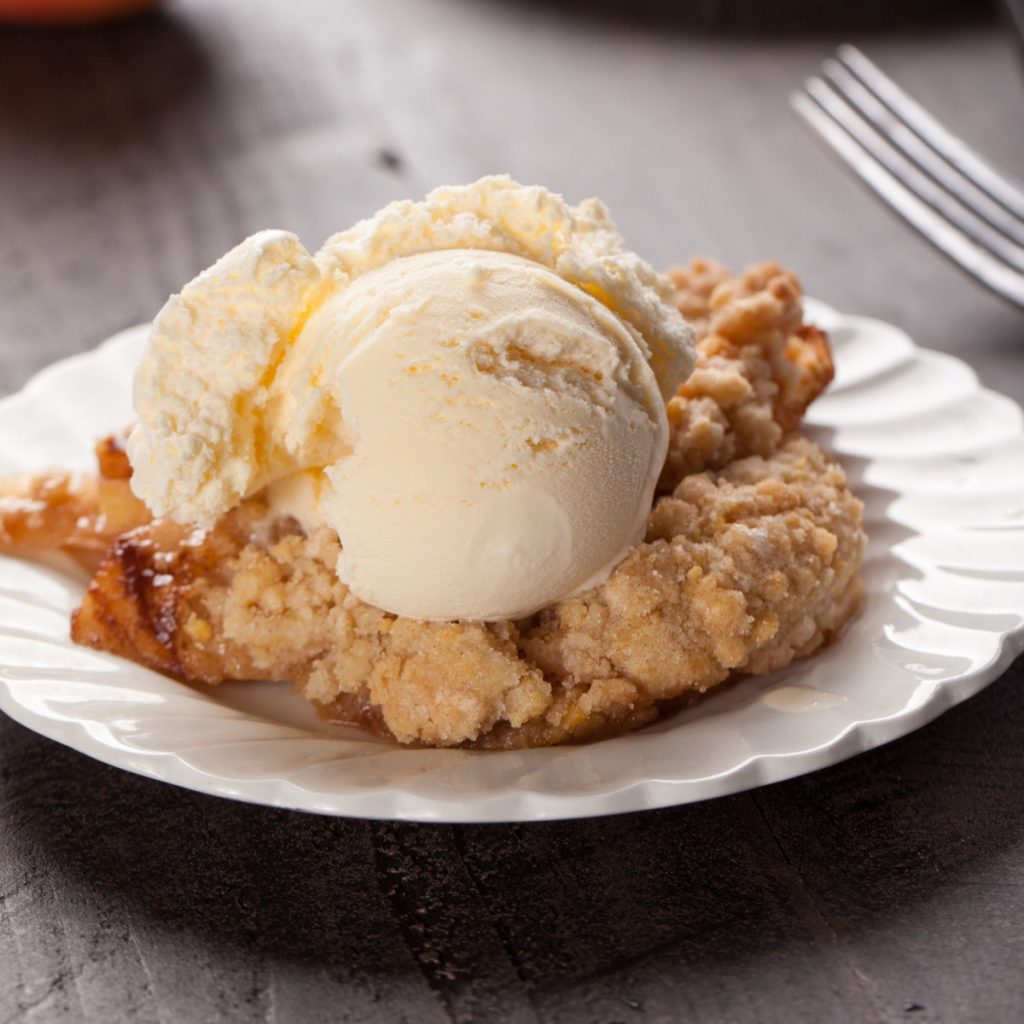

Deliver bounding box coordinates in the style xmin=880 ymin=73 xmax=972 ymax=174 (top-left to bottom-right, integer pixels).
xmin=0 ymin=300 xmax=1022 ymax=822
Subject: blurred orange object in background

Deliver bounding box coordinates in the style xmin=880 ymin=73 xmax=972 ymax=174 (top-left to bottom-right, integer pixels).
xmin=0 ymin=0 xmax=156 ymax=23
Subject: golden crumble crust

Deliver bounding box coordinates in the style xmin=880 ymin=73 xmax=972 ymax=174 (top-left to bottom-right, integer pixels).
xmin=661 ymin=259 xmax=834 ymax=488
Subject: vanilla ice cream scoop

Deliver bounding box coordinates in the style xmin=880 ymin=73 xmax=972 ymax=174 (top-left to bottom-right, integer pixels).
xmin=127 ymin=177 xmax=695 ymax=621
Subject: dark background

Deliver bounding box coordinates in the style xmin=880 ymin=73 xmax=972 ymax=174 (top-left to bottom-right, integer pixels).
xmin=1 ymin=1 xmax=1022 ymax=1021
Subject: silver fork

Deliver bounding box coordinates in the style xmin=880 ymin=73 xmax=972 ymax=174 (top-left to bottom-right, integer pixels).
xmin=792 ymin=45 xmax=1024 ymax=310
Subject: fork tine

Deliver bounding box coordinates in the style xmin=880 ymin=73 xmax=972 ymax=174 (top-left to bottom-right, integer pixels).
xmin=837 ymin=45 xmax=1024 ymax=221
xmin=791 ymin=89 xmax=1024 ymax=310
xmin=822 ymin=58 xmax=1024 ymax=248
xmin=803 ymin=74 xmax=1024 ymax=275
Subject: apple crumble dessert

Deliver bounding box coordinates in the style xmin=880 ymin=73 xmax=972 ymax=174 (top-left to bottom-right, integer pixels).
xmin=0 ymin=254 xmax=864 ymax=749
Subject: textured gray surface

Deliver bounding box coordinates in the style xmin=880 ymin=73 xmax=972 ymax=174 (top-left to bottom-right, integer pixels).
xmin=0 ymin=1 xmax=1023 ymax=1021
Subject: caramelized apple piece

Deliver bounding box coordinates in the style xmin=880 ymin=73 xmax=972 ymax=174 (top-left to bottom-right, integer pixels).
xmin=0 ymin=433 xmax=150 ymax=558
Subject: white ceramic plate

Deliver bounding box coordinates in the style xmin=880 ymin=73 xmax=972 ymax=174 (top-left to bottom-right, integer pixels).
xmin=1 ymin=302 xmax=1023 ymax=822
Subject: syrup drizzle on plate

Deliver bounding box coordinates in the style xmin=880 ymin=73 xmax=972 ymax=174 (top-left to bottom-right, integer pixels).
xmin=761 ymin=686 xmax=847 ymax=713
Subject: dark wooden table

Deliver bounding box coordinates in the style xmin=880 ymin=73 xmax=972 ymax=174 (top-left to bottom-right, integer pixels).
xmin=1 ymin=2 xmax=1023 ymax=1021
